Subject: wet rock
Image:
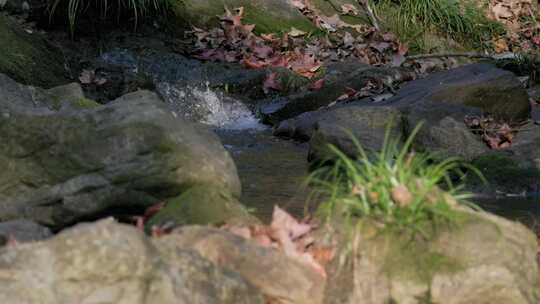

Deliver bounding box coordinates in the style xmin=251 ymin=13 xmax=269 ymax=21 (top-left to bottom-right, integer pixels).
xmin=35 ymin=82 xmax=101 ymax=111
xmin=158 ymin=226 xmax=325 ymax=304
xmin=0 ymin=219 xmax=52 ymax=244
xmin=0 ymin=74 xmax=241 ymax=228
xmin=0 ymin=13 xmax=67 ymax=87
xmin=261 ymin=62 xmax=413 ymax=124
xmin=296 ymin=64 xmax=530 ymax=163
xmin=0 ymin=0 xmax=46 ymax=17
xmin=383 ymin=63 xmax=530 ymax=159
xmin=307 ymin=105 xmax=403 ymax=162
xmin=529 ymin=85 xmax=540 ymax=104
xmin=466 ymin=123 xmax=540 ymax=195
xmin=387 ymin=63 xmax=530 ymax=121
xmin=323 ymin=208 xmax=539 ymax=304
xmin=0 ymin=218 xmax=264 ymax=304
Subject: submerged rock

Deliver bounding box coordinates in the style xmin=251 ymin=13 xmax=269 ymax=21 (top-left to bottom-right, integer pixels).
xmin=0 ymin=218 xmax=264 ymax=304
xmin=0 ymin=74 xmax=241 ymax=228
xmin=323 ymin=209 xmax=540 ymax=304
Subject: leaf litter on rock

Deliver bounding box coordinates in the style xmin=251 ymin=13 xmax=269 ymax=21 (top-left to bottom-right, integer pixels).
xmin=187 ymin=3 xmax=409 ymax=92
xmin=464 ymin=114 xmax=524 ymax=149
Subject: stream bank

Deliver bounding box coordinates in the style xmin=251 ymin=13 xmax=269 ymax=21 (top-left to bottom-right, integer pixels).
xmin=1 ymin=6 xmax=540 ymax=303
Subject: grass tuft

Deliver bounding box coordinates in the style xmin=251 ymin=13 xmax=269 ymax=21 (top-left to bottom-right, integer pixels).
xmin=373 ymin=0 xmax=505 ymax=53
xmin=47 ymin=0 xmax=172 ymax=36
xmin=308 ymin=123 xmax=482 ymax=236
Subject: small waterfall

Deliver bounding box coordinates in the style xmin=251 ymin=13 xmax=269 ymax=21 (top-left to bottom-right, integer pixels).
xmin=156 ymin=82 xmax=264 ymax=130
xmin=98 ymin=49 xmax=264 ymax=130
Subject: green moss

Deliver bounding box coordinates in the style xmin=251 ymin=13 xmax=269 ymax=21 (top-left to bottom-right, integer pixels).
xmin=145 ymin=184 xmax=257 ymax=231
xmin=374 ymin=0 xmax=505 ymax=53
xmin=71 ymin=98 xmax=100 ymax=109
xmin=369 ymin=222 xmax=465 ymax=283
xmin=0 ymin=14 xmax=67 ymax=87
xmin=172 ymin=0 xmax=316 ymax=34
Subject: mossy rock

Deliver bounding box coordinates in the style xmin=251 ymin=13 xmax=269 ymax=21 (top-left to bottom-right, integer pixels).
xmin=171 ymin=0 xmax=316 ymax=34
xmin=145 ymin=185 xmax=259 ymax=231
xmin=0 ymin=13 xmax=67 ymax=87
xmin=39 ymin=83 xmax=100 ymax=110
xmin=322 ymin=208 xmax=539 ymax=304
xmin=467 ymin=154 xmax=540 ymax=194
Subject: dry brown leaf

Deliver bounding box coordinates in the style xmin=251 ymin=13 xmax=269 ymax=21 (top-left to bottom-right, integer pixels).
xmin=341 ymin=4 xmax=359 ymax=15
xmin=391 ymin=184 xmax=413 ymax=207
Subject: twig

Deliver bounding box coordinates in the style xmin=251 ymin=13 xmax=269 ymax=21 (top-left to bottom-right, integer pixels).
xmin=358 ymin=0 xmax=380 ymax=31
xmin=405 ymin=52 xmax=495 ymax=61
xmin=405 ymin=52 xmax=519 ymax=61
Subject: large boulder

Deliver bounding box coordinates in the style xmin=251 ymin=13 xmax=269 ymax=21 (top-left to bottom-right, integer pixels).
xmin=323 ymin=209 xmax=540 ymax=304
xmin=382 ymin=63 xmax=531 ymax=160
xmin=0 ymin=73 xmax=242 ymax=228
xmin=280 ymin=64 xmax=531 ymax=166
xmin=0 ymin=13 xmax=67 ymax=87
xmin=0 ymin=218 xmax=264 ymax=304
xmin=158 ymin=226 xmax=326 ymax=304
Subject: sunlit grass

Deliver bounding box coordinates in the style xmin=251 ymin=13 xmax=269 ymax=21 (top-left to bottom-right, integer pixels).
xmin=308 ymin=123 xmax=483 ymax=235
xmin=373 ymin=0 xmax=505 ymax=53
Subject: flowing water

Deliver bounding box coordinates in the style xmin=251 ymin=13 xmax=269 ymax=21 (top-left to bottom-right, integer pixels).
xmin=99 ymin=48 xmax=540 ymax=229
xmin=217 ymin=128 xmax=315 ymax=222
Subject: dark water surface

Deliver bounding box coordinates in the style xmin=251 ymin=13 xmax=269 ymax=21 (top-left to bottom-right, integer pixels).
xmin=477 ymin=197 xmax=540 ymax=234
xmin=218 ymin=128 xmax=540 ymax=233
xmin=217 ymin=128 xmax=316 ymax=222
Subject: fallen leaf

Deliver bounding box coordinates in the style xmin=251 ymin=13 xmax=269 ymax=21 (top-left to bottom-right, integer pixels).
xmin=271 ymin=205 xmax=312 ymax=240
xmin=341 ymin=4 xmax=359 ymax=15
xmin=391 ymin=184 xmax=413 ymax=207
xmin=309 ymin=78 xmax=325 ymax=91
xmin=79 ymin=69 xmax=95 ymax=84
xmin=263 ymin=72 xmax=282 ymax=93
xmin=289 ymin=27 xmax=307 ymax=37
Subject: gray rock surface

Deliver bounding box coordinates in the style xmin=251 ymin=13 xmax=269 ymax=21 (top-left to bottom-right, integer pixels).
xmin=158 ymin=226 xmax=325 ymax=304
xmin=261 ymin=62 xmax=413 ymax=124
xmin=0 ymin=218 xmax=264 ymax=304
xmin=323 ymin=209 xmax=540 ymax=304
xmin=0 ymin=14 xmax=67 ymax=87
xmin=0 ymin=219 xmax=52 ymax=244
xmin=307 ymin=105 xmax=403 ymax=162
xmin=0 ymin=73 xmax=241 ymax=228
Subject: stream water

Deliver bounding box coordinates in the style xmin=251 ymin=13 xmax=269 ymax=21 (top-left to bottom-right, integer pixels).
xmin=97 ymin=47 xmax=540 ymax=229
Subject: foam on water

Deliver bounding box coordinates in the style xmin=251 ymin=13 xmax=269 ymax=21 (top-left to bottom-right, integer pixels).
xmin=157 ymin=82 xmax=265 ymax=130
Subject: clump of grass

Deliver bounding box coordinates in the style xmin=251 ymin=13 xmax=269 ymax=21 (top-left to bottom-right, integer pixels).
xmin=374 ymin=0 xmax=505 ymax=53
xmin=308 ymin=124 xmax=481 ymax=235
xmin=47 ymin=0 xmax=172 ymax=36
